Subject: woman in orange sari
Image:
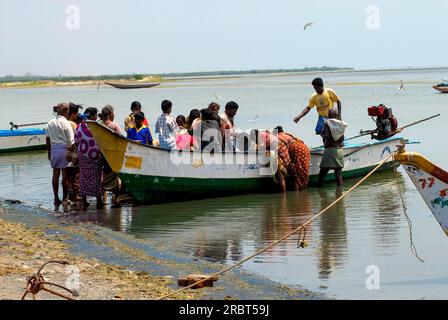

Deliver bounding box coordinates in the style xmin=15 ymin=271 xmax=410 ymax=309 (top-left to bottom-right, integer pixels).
xmin=260 ymin=127 xmax=310 ymax=192
xmin=275 ymin=126 xmax=310 ymax=191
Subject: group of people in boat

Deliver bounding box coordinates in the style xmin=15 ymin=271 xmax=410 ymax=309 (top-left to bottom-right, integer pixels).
xmin=45 ymin=77 xmax=346 ymax=209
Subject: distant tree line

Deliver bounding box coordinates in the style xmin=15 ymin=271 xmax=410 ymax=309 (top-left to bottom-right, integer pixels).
xmin=161 ymin=66 xmax=354 ymax=78
xmin=0 ymin=67 xmax=353 ymax=83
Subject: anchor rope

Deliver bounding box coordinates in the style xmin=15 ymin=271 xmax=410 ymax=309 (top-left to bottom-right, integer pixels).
xmin=156 ymin=152 xmax=397 ymax=300
xmin=393 ymin=159 xmax=424 ymax=262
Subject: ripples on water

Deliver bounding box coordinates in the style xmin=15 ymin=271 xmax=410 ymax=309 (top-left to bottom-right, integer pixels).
xmin=1 ymin=69 xmax=448 ymax=298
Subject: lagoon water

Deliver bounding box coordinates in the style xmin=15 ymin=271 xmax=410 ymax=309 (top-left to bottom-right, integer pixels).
xmin=1 ymin=68 xmax=448 ymax=299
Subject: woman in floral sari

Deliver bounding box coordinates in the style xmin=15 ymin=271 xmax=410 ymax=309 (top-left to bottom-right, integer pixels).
xmin=275 ymin=126 xmax=310 ymax=191
xmin=260 ymin=127 xmax=310 ymax=192
xmin=75 ymin=107 xmax=103 ymax=210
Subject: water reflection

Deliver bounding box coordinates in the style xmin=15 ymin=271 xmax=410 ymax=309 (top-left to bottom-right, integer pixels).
xmin=369 ymin=172 xmax=408 ymax=253
xmin=316 ymin=187 xmax=348 ymax=280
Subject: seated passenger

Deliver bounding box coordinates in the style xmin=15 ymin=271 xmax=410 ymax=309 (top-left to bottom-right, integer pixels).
xmin=200 ymin=108 xmax=221 ymax=151
xmin=124 ymin=101 xmax=149 ymax=131
xmin=176 ymin=115 xmax=192 ymax=150
xmin=127 ymin=111 xmax=153 ymax=145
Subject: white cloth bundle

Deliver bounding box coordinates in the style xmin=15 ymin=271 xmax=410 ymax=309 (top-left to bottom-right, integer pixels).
xmin=326 ymin=118 xmax=348 ymax=141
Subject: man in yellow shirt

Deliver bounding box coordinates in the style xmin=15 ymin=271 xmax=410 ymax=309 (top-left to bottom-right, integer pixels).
xmin=293 ymin=78 xmax=342 ymax=134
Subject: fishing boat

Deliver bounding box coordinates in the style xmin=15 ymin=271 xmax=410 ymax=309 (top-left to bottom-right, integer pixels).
xmin=87 ymin=121 xmax=404 ymax=202
xmin=105 ymin=82 xmax=161 ymax=89
xmin=395 ymin=149 xmax=448 ymax=235
xmin=0 ymin=128 xmax=47 ymax=153
xmin=433 ymin=82 xmax=448 ymax=93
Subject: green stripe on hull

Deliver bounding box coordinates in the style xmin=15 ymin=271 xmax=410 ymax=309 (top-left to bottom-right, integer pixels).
xmin=119 ymin=173 xmax=277 ymax=202
xmin=0 ymin=145 xmax=46 ymax=154
xmin=119 ymin=161 xmax=396 ymax=202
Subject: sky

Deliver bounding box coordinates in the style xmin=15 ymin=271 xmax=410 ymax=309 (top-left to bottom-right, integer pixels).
xmin=0 ymin=0 xmax=447 ymax=76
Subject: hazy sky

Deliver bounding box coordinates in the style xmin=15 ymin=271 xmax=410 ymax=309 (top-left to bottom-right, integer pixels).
xmin=1 ymin=0 xmax=447 ymax=76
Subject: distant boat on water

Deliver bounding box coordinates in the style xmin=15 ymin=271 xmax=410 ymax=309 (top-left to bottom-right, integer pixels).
xmin=433 ymin=81 xmax=448 ymax=93
xmin=105 ymin=82 xmax=161 ymax=89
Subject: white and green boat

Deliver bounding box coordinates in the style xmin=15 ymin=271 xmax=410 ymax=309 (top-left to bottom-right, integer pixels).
xmin=87 ymin=121 xmax=404 ymax=202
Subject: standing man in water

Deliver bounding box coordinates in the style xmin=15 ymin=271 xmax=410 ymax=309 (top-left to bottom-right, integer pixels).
xmin=46 ymin=103 xmax=75 ymax=206
xmin=293 ymin=78 xmax=342 ymax=135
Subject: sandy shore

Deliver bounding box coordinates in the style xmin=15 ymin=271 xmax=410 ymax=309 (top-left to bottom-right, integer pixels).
xmin=0 ymin=201 xmax=321 ymax=301
xmin=0 ymin=216 xmax=198 ymax=300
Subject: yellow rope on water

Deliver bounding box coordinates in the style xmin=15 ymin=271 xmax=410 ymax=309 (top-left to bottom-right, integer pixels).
xmin=156 ymin=152 xmax=397 ymax=300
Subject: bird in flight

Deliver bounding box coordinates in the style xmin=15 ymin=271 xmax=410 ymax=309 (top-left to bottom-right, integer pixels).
xmin=304 ymin=22 xmax=314 ymax=31
xmin=213 ymin=92 xmax=222 ymax=100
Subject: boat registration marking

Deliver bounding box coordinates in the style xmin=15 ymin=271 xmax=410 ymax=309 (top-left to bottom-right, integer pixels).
xmin=124 ymin=156 xmax=142 ymax=170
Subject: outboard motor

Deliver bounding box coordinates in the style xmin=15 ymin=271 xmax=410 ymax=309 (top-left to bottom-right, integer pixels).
xmin=364 ymin=104 xmax=398 ymax=140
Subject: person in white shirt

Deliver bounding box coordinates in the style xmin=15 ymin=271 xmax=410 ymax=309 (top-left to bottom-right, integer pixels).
xmin=46 ymin=103 xmax=75 ymax=206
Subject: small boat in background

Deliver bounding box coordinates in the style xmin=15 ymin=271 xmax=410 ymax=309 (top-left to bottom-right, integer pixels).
xmin=433 ymin=81 xmax=448 ymax=93
xmin=105 ymin=82 xmax=161 ymax=89
xmin=0 ymin=128 xmax=46 ymax=153
xmin=395 ymin=148 xmax=448 ymax=235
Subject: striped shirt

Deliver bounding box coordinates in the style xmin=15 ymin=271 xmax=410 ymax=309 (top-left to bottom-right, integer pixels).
xmin=155 ymin=113 xmax=178 ymax=149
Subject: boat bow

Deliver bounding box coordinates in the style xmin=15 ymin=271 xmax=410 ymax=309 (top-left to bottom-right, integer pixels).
xmin=395 ymin=150 xmax=448 ymax=235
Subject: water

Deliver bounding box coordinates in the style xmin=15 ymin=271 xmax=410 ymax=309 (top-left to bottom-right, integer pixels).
xmin=1 ymin=68 xmax=448 ymax=299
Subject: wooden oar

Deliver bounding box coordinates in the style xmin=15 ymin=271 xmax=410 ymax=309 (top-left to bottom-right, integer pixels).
xmin=10 ymin=121 xmax=47 ymax=130
xmin=345 ymin=113 xmax=441 ymax=142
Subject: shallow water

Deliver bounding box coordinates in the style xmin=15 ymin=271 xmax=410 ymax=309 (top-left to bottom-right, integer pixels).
xmin=1 ymin=69 xmax=448 ymax=299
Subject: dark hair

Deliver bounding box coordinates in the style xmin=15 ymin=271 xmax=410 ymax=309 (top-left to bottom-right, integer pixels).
xmin=131 ymin=101 xmax=142 ymax=111
xmin=161 ymin=100 xmax=172 ymax=113
xmin=134 ymin=111 xmax=145 ymax=121
xmin=83 ymin=107 xmax=98 ymax=120
xmin=176 ymin=115 xmax=186 ymax=125
xmin=188 ymin=109 xmax=200 ymax=127
xmin=200 ymin=108 xmax=213 ymax=121
xmin=274 ymin=125 xmax=284 ymax=133
xmin=311 ymin=78 xmax=324 ymax=87
xmin=69 ymin=102 xmax=82 ymax=116
xmin=208 ymin=102 xmax=220 ymax=111
xmin=99 ymin=105 xmax=114 ymax=120
xmin=225 ymin=101 xmax=239 ymax=111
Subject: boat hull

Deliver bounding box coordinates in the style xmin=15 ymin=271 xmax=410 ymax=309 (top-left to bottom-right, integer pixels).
xmin=0 ymin=129 xmax=46 ymax=153
xmin=105 ymin=82 xmax=160 ymax=89
xmin=395 ymin=151 xmax=448 ymax=235
xmin=433 ymin=85 xmax=448 ymax=93
xmin=87 ymin=122 xmax=403 ymax=202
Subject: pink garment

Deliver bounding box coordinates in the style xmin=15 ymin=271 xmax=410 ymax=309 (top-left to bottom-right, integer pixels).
xmin=176 ymin=129 xmax=192 ymax=150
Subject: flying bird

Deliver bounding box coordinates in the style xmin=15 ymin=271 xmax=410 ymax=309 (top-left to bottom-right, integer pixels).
xmin=304 ymin=22 xmax=314 ymax=31
xmin=213 ymin=92 xmax=222 ymax=100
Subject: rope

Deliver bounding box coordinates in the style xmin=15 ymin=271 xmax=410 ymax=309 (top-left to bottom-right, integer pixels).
xmin=156 ymin=152 xmax=397 ymax=300
xmin=393 ymin=160 xmax=424 ymax=262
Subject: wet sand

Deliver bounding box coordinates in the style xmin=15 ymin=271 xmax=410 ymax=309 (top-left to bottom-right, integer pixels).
xmin=0 ymin=201 xmax=321 ymax=300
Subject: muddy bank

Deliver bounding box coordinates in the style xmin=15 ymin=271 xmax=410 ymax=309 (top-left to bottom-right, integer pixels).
xmin=0 ymin=201 xmax=323 ymax=300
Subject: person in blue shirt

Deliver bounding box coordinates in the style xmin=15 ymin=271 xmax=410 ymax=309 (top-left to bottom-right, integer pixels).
xmin=126 ymin=111 xmax=153 ymax=145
